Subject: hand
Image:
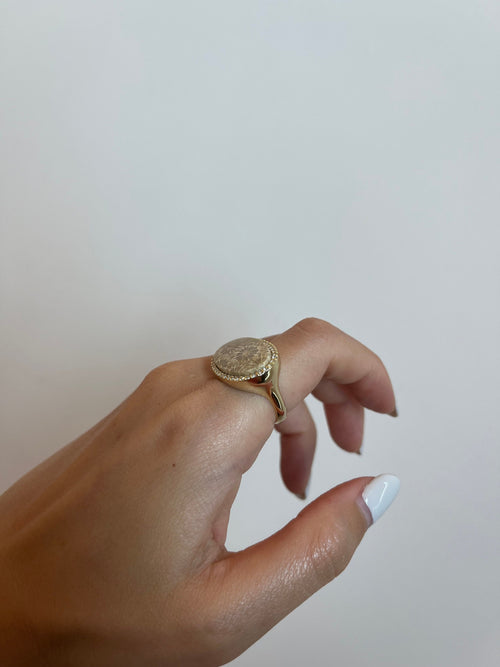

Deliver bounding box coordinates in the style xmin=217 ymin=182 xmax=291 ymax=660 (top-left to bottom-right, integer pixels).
xmin=0 ymin=318 xmax=399 ymax=666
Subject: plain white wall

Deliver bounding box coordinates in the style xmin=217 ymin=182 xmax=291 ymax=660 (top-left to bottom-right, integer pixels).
xmin=1 ymin=2 xmax=499 ymax=665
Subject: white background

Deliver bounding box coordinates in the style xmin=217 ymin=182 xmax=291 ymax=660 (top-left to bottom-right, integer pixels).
xmin=1 ymin=2 xmax=499 ymax=665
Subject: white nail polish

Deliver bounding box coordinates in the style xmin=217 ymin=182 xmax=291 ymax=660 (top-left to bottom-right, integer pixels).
xmin=362 ymin=474 xmax=400 ymax=524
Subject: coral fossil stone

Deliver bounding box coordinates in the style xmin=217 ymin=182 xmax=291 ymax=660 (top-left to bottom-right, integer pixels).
xmin=213 ymin=337 xmax=272 ymax=378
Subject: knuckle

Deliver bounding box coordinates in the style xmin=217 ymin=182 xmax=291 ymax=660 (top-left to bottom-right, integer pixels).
xmin=141 ymin=361 xmax=182 ymax=388
xmin=305 ymin=526 xmax=342 ymax=586
xmin=302 ymin=519 xmax=360 ymax=588
xmin=373 ymin=351 xmax=388 ymax=375
xmin=295 ymin=317 xmax=336 ymax=341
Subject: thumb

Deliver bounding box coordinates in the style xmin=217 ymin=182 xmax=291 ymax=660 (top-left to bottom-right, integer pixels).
xmin=205 ymin=474 xmax=400 ymax=663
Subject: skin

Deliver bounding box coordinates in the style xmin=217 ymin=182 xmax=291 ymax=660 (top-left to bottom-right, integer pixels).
xmin=0 ymin=318 xmax=397 ymax=666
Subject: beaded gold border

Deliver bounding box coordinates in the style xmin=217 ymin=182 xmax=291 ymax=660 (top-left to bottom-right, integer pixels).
xmin=211 ymin=339 xmax=279 ymax=382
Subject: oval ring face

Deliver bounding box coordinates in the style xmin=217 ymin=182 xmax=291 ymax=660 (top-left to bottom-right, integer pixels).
xmin=212 ymin=337 xmax=277 ymax=381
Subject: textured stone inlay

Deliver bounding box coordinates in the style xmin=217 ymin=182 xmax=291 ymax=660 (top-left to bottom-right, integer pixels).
xmin=212 ymin=337 xmax=276 ymax=380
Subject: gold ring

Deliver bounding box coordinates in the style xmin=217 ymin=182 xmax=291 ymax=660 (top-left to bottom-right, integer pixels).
xmin=211 ymin=337 xmax=287 ymax=424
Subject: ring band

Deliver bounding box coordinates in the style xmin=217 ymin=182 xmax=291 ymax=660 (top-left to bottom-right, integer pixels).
xmin=211 ymin=337 xmax=287 ymax=424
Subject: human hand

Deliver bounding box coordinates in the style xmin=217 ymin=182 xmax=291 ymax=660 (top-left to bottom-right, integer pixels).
xmin=0 ymin=318 xmax=400 ymax=666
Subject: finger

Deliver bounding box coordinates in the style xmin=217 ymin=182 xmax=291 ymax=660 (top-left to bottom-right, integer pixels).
xmin=130 ymin=318 xmax=395 ymax=515
xmin=312 ymin=380 xmax=365 ymax=453
xmin=201 ymin=474 xmax=400 ymax=664
xmin=323 ymin=397 xmax=364 ymax=453
xmin=275 ymin=400 xmax=316 ymax=499
xmin=153 ymin=318 xmax=395 ymax=486
xmin=266 ymin=317 xmax=396 ymax=430
xmin=146 ymin=317 xmax=393 ymax=455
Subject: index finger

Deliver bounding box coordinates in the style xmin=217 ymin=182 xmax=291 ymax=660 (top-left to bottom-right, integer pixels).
xmin=267 ymin=317 xmax=396 ymax=417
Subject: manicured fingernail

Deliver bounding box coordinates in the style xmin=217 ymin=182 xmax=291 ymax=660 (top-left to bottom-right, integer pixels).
xmin=361 ymin=474 xmax=400 ymax=524
xmin=390 ymin=406 xmax=398 ymax=417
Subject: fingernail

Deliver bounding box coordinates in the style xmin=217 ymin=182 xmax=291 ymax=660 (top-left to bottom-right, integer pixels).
xmin=295 ymin=479 xmax=310 ymax=501
xmin=390 ymin=406 xmax=398 ymax=418
xmin=361 ymin=474 xmax=400 ymax=524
